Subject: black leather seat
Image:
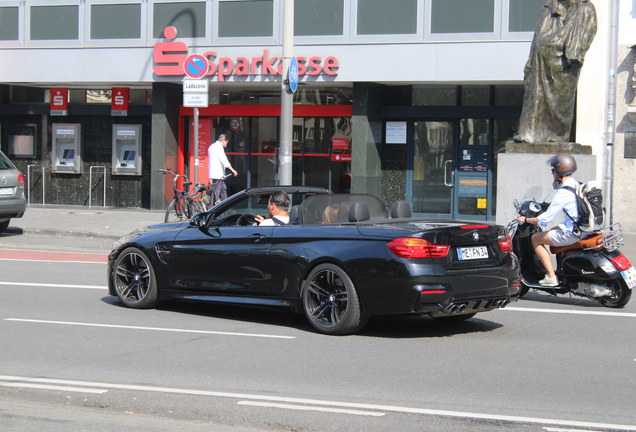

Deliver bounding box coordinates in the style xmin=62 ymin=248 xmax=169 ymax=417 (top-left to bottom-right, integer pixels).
xmin=391 ymin=200 xmax=412 ymax=218
xmin=289 ymin=205 xmax=299 ymax=224
xmin=348 ymin=202 xmax=370 ymax=222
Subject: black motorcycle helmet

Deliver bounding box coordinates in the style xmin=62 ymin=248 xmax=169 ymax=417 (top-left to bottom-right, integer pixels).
xmin=547 ymin=154 xmax=577 ymax=180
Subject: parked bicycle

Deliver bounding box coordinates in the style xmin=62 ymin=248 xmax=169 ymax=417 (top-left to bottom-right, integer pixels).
xmin=159 ymin=168 xmax=208 ymax=223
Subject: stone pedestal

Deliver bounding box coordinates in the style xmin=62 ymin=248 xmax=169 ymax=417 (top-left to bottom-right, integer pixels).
xmin=495 ymin=142 xmax=596 ymax=227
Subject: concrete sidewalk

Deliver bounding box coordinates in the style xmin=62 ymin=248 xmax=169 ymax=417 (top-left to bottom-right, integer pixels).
xmin=5 ymin=204 xmax=166 ymax=241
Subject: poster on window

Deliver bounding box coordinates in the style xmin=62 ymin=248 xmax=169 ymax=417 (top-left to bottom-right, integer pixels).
xmin=189 ymin=118 xmax=212 ymax=182
xmin=386 ymin=121 xmax=407 ymax=144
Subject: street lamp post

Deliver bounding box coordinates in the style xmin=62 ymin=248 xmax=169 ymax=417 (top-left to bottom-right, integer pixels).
xmin=279 ymin=0 xmax=294 ymax=185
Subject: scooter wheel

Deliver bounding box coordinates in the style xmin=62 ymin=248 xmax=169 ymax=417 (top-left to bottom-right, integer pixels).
xmin=519 ymin=283 xmax=530 ymax=298
xmin=599 ymin=279 xmax=631 ymax=308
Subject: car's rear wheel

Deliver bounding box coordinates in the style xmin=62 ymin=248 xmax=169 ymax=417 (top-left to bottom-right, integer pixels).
xmin=0 ymin=220 xmax=9 ymax=233
xmin=302 ymin=263 xmax=368 ymax=335
xmin=112 ymin=247 xmax=159 ymax=308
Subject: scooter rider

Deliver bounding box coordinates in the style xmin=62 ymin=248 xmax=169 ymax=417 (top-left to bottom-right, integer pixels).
xmin=515 ymin=154 xmax=581 ymax=287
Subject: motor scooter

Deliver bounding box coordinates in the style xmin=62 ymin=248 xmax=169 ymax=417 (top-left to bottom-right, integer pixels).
xmin=507 ymin=186 xmax=635 ymax=307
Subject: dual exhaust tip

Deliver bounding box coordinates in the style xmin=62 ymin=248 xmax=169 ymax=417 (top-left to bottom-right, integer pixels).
xmin=445 ymin=299 xmax=509 ymax=314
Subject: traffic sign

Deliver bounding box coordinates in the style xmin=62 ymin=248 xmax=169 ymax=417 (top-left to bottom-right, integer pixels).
xmin=184 ymin=93 xmax=208 ymax=107
xmin=289 ymin=56 xmax=298 ymax=93
xmin=183 ymin=79 xmax=209 ymax=93
xmin=184 ymin=54 xmax=208 ymax=79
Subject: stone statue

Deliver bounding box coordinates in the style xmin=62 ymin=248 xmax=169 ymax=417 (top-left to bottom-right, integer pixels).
xmin=514 ymin=0 xmax=597 ymax=144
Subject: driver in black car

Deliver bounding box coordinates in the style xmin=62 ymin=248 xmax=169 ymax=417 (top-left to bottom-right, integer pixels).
xmin=255 ymin=191 xmax=290 ymax=226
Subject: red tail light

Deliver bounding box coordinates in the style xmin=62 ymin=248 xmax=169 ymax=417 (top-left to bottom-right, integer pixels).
xmin=388 ymin=238 xmax=449 ymax=259
xmin=18 ymin=173 xmax=24 ymax=184
xmin=610 ymin=255 xmax=632 ymax=271
xmin=498 ymin=235 xmax=513 ymax=254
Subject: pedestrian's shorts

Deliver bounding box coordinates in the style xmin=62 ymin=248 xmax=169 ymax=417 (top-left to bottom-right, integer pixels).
xmin=548 ymin=227 xmax=580 ymax=247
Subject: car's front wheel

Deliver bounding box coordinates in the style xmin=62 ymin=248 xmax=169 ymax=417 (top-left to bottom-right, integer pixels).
xmin=0 ymin=220 xmax=9 ymax=233
xmin=112 ymin=247 xmax=159 ymax=308
xmin=302 ymin=264 xmax=368 ymax=335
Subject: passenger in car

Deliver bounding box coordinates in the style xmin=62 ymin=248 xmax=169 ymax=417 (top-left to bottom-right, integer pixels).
xmin=322 ymin=203 xmax=340 ymax=224
xmin=255 ymin=191 xmax=290 ymax=226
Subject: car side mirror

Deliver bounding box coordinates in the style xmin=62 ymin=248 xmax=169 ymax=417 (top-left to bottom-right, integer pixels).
xmin=190 ymin=213 xmax=211 ymax=228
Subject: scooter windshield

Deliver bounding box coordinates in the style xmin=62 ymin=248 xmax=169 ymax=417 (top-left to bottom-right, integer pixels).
xmin=522 ymin=186 xmax=544 ymax=203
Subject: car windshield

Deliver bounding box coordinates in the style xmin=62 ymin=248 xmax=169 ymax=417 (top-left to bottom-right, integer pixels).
xmin=0 ymin=151 xmax=15 ymax=169
xmin=213 ymin=192 xmax=318 ymax=222
xmin=300 ymin=194 xmax=388 ymax=224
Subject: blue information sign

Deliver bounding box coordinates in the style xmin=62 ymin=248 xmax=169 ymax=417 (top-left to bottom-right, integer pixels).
xmin=289 ymin=56 xmax=298 ymax=93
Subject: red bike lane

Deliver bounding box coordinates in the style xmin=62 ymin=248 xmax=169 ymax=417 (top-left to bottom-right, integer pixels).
xmin=0 ymin=249 xmax=108 ymax=263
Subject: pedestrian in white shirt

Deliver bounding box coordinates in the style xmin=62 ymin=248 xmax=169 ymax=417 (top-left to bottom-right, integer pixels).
xmin=516 ymin=154 xmax=580 ymax=286
xmin=208 ymin=134 xmax=237 ymax=202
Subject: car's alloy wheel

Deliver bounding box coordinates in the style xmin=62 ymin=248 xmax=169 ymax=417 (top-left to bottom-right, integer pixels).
xmin=302 ymin=264 xmax=367 ymax=335
xmin=113 ymin=247 xmax=158 ymax=308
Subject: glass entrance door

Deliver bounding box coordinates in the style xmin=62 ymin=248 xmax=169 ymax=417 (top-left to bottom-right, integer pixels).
xmin=410 ymin=119 xmax=493 ymax=220
xmin=412 ymin=121 xmax=454 ymax=216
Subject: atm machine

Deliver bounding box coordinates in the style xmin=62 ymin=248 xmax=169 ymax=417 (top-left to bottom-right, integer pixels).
xmin=52 ymin=124 xmax=82 ymax=174
xmin=112 ymin=124 xmax=142 ymax=176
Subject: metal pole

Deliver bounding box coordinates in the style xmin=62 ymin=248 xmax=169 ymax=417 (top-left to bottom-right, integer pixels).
xmin=279 ymin=0 xmax=294 ymax=185
xmin=193 ymin=107 xmax=199 ymax=187
xmin=604 ymin=0 xmax=619 ymax=224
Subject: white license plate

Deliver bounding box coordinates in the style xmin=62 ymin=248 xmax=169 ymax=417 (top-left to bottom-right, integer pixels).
xmin=621 ymin=267 xmax=636 ymax=289
xmin=0 ymin=187 xmax=12 ymax=196
xmin=458 ymin=246 xmax=488 ymax=260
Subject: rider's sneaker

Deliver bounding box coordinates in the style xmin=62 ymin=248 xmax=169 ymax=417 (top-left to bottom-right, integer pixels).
xmin=539 ymin=275 xmax=558 ymax=287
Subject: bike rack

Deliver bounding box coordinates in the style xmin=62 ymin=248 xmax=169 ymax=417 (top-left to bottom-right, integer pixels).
xmin=26 ymin=164 xmax=45 ymax=205
xmin=89 ymin=166 xmax=106 ymax=208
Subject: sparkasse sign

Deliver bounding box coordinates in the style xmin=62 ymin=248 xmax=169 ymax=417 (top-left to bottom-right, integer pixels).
xmin=154 ymin=28 xmax=339 ymax=82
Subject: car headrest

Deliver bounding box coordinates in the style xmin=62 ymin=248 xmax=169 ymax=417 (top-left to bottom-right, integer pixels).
xmin=348 ymin=202 xmax=370 ymax=222
xmin=336 ymin=202 xmax=352 ymax=222
xmin=289 ymin=205 xmax=299 ymax=224
xmin=391 ymin=200 xmax=412 ymax=218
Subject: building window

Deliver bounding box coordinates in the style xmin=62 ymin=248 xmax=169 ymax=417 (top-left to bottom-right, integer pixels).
xmin=357 ymin=0 xmax=417 ymax=35
xmin=153 ymin=2 xmax=206 ymax=39
xmin=495 ymin=86 xmax=524 ymax=106
xmin=218 ymin=0 xmax=273 ymax=38
xmin=413 ymin=86 xmax=457 ymax=106
xmin=508 ymin=0 xmax=544 ymax=32
xmin=30 ymin=5 xmax=79 ymax=40
xmin=462 ymin=86 xmax=491 ymax=106
xmin=91 ymin=4 xmax=141 ymax=39
xmin=0 ymin=7 xmax=19 ymax=41
xmin=295 ymin=0 xmax=343 ymax=36
xmin=431 ymin=0 xmax=494 ymax=34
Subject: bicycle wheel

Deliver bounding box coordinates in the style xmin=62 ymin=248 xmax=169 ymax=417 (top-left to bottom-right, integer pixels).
xmin=186 ymin=199 xmax=204 ymax=218
xmin=165 ymin=199 xmax=186 ymax=223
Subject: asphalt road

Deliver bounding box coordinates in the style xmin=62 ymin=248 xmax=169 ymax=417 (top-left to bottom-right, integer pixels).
xmin=2 ymin=233 xmax=636 ymax=432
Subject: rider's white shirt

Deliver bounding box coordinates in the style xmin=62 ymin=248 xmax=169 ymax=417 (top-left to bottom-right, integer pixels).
xmin=537 ymin=177 xmax=579 ymax=233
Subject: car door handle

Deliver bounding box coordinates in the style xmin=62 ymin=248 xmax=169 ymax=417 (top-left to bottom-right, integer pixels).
xmin=247 ymin=234 xmax=266 ymax=242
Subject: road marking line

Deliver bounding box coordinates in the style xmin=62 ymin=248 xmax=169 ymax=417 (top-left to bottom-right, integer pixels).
xmin=503 ymin=307 xmax=636 ymax=318
xmin=3 ymin=319 xmax=296 ymax=340
xmin=0 ymin=249 xmax=107 ymax=263
xmin=0 ymin=375 xmax=634 ymax=431
xmin=237 ymin=401 xmax=385 ymax=417
xmin=0 ymin=382 xmax=108 ymax=394
xmin=0 ymin=281 xmax=107 ymax=290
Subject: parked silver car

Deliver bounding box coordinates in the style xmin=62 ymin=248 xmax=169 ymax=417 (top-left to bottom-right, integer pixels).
xmin=0 ymin=150 xmax=26 ymax=232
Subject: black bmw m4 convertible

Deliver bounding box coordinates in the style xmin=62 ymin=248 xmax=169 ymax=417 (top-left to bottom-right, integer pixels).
xmin=108 ymin=186 xmax=520 ymax=335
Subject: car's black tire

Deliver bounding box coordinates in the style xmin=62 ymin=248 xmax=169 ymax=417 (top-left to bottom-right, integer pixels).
xmin=599 ymin=279 xmax=631 ymax=308
xmin=112 ymin=247 xmax=159 ymax=309
xmin=0 ymin=220 xmax=9 ymax=233
xmin=431 ymin=313 xmax=477 ymax=323
xmin=302 ymin=263 xmax=368 ymax=335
